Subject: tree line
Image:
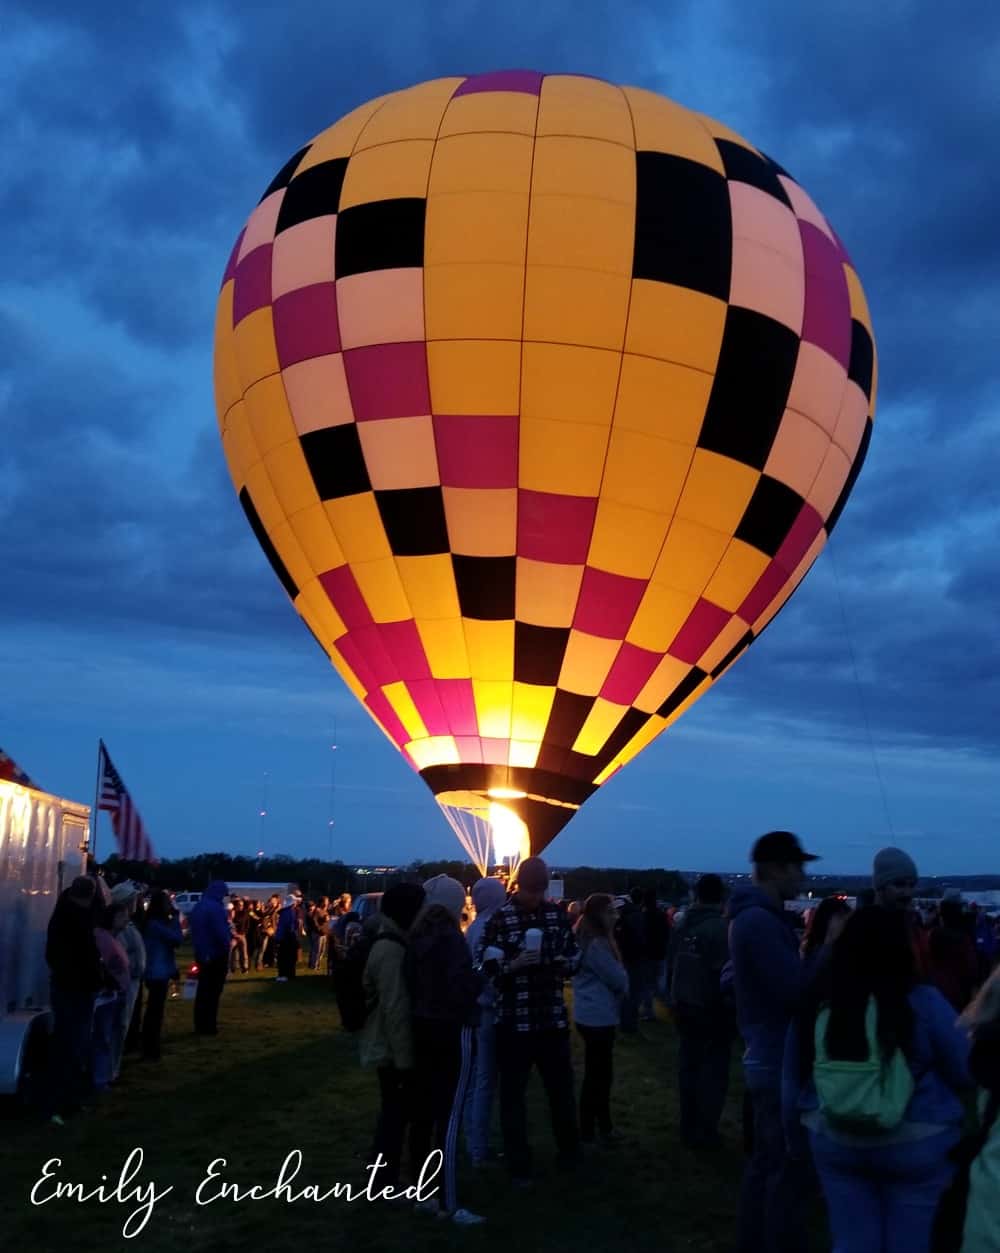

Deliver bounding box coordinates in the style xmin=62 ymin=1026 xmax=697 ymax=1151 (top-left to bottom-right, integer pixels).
xmin=98 ymin=851 xmax=691 ymax=903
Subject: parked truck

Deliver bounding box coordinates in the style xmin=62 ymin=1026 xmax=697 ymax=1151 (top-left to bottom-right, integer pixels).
xmin=0 ymin=777 xmax=89 ymax=1097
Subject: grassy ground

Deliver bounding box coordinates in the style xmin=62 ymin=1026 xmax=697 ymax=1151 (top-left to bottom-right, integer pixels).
xmin=0 ymin=956 xmax=829 ymax=1252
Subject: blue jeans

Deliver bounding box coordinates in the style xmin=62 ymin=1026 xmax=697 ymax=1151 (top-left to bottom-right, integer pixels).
xmin=739 ymin=1073 xmax=812 ymax=1253
xmin=810 ymin=1128 xmax=958 ymax=1253
xmin=91 ymin=993 xmax=121 ymax=1089
xmin=464 ymin=1013 xmax=497 ymax=1162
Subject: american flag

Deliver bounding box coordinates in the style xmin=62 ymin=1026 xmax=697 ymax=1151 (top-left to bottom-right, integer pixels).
xmin=97 ymin=741 xmax=157 ymax=864
xmin=0 ymin=747 xmax=40 ymax=790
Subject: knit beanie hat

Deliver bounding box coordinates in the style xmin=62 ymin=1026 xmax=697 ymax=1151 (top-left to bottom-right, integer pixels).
xmin=471 ymin=877 xmax=507 ymax=915
xmin=872 ymin=847 xmax=918 ymax=890
xmin=422 ymin=874 xmax=467 ymax=921
xmin=381 ymin=882 xmax=426 ymax=931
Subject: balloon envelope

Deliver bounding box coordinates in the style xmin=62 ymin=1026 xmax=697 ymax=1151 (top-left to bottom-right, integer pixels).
xmin=214 ymin=72 xmax=876 ymax=856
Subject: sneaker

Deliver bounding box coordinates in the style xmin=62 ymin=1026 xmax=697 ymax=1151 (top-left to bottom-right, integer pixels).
xmin=275 ymin=977 xmax=288 ymax=983
xmin=414 ymin=1198 xmax=441 ymax=1216
xmin=451 ymin=1208 xmax=486 ymax=1225
xmin=50 ymin=1114 xmax=65 ymax=1127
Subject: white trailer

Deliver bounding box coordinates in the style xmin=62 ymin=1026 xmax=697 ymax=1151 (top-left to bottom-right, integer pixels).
xmin=0 ymin=778 xmax=89 ymax=1097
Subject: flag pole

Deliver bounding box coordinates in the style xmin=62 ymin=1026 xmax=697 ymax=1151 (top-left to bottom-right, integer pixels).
xmin=91 ymin=739 xmax=104 ymax=864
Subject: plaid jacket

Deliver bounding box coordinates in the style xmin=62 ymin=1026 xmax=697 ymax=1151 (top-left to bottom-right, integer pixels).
xmin=476 ymin=898 xmax=581 ymax=1032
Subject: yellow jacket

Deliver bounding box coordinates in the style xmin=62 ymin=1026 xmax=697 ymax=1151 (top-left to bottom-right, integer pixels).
xmin=359 ymin=916 xmax=413 ymax=1070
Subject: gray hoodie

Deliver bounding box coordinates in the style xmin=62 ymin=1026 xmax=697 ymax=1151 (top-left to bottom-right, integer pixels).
xmin=573 ymin=937 xmax=629 ymax=1027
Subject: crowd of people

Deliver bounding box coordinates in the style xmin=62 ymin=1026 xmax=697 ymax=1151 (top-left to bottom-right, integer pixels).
xmin=354 ymin=840 xmax=1000 ymax=1249
xmin=37 ymin=838 xmax=1000 ymax=1249
xmin=223 ymin=892 xmax=354 ymax=975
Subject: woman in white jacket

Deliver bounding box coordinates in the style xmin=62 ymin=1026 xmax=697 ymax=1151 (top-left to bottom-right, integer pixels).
xmin=572 ymin=894 xmax=629 ymax=1144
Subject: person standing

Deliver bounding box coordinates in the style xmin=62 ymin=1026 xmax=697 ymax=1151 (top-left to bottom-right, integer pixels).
xmin=955 ymin=968 xmax=1000 ymax=1252
xmin=800 ymin=897 xmax=852 ymax=987
xmin=669 ymin=873 xmax=734 ymax=1150
xmin=141 ymin=890 xmax=183 ymax=1061
xmin=108 ymin=885 xmax=145 ymax=1080
xmin=408 ymin=876 xmax=484 ymax=1224
xmin=359 ymin=882 xmax=426 ymax=1190
xmin=616 ymin=887 xmax=647 ymax=1034
xmin=639 ymin=888 xmax=671 ymax=1019
xmin=189 ymin=880 xmax=231 ymax=1035
xmin=730 ymin=831 xmax=818 ymax=1253
xmin=477 ymin=856 xmax=581 ymax=1186
xmin=572 ymin=894 xmax=628 ymax=1144
xmin=42 ymin=877 xmax=104 ymax=1124
xmin=92 ymin=906 xmax=130 ymax=1089
xmin=463 ymin=876 xmax=508 ymax=1166
xmin=275 ymin=895 xmax=301 ymax=982
xmin=928 ymin=899 xmax=979 ymax=1014
xmin=309 ymin=896 xmax=330 ymax=970
xmin=246 ymin=899 xmax=263 ymax=971
xmin=260 ymin=894 xmax=280 ymax=968
xmin=873 ymin=847 xmax=929 ymax=978
xmin=229 ymin=898 xmax=250 ymax=974
xmin=786 ymin=907 xmax=972 ymax=1253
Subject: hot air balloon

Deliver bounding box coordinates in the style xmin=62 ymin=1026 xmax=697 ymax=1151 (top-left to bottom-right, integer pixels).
xmin=214 ymin=71 xmax=876 ymax=873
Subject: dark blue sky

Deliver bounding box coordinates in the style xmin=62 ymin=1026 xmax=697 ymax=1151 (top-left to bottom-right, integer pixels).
xmin=4 ymin=2 xmax=998 ymax=874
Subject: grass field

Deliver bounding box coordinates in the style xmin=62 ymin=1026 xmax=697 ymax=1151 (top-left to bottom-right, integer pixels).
xmin=0 ymin=957 xmax=829 ymax=1252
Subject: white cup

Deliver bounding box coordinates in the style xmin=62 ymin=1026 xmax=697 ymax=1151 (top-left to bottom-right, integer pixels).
xmin=523 ymin=928 xmax=543 ymax=952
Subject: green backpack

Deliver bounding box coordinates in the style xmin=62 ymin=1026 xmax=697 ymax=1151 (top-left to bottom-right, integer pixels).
xmin=813 ymin=997 xmax=914 ymax=1134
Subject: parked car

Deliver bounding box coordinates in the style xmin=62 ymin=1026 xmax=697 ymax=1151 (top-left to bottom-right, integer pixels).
xmin=352 ymin=892 xmax=383 ymax=923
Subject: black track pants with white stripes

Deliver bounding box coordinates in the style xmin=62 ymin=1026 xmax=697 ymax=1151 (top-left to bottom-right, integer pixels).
xmin=409 ymin=1020 xmax=475 ymax=1213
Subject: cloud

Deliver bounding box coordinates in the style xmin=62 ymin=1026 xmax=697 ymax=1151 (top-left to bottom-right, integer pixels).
xmin=2 ymin=0 xmax=997 ymax=867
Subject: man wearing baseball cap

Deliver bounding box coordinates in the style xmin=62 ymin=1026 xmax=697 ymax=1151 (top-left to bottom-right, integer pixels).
xmin=730 ymin=831 xmax=819 ymax=1253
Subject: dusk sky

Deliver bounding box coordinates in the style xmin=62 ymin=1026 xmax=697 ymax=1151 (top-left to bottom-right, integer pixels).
xmin=4 ymin=1 xmax=998 ymax=875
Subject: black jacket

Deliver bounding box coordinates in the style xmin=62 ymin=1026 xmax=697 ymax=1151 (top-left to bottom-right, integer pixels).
xmin=407 ymin=907 xmax=481 ymax=1027
xmin=46 ymin=897 xmax=103 ymax=993
xmin=643 ymin=906 xmax=671 ymax=960
xmin=616 ymin=902 xmax=646 ymax=966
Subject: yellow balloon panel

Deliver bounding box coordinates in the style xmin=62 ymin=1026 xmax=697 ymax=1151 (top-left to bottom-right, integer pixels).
xmin=216 ymin=70 xmax=877 ymax=856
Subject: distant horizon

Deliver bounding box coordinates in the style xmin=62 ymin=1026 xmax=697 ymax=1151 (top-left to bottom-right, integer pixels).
xmin=98 ymin=845 xmax=1000 ymax=885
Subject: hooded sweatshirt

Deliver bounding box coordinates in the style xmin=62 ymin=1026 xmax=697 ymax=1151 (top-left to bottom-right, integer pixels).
xmin=189 ymin=881 xmax=232 ymax=963
xmin=729 ymin=883 xmax=804 ymax=1078
xmin=144 ymin=916 xmax=183 ymax=980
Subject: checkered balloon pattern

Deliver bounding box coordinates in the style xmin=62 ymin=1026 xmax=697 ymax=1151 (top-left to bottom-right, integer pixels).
xmin=214 ymin=71 xmax=877 ymax=856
